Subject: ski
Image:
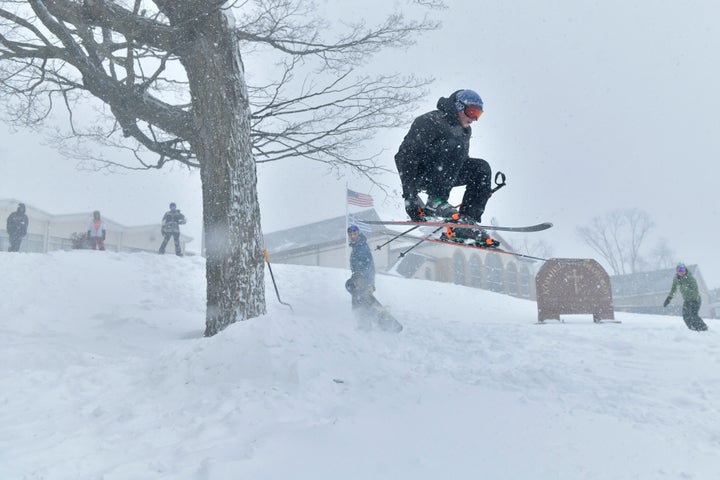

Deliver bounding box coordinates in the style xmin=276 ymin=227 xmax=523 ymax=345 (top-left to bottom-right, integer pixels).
xmin=366 ymin=219 xmax=553 ymax=233
xmin=419 ymin=237 xmax=550 ymax=262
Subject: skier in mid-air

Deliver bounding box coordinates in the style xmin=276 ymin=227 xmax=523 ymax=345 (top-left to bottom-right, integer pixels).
xmin=394 ymin=89 xmax=499 ymax=247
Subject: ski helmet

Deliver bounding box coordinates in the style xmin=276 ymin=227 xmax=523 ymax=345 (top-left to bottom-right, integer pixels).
xmin=455 ymin=89 xmax=484 ymax=112
xmin=676 ymin=263 xmax=687 ymax=273
xmin=169 ymin=202 xmax=177 ymax=210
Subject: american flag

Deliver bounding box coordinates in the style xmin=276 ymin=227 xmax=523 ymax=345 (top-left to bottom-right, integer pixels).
xmin=346 ymin=189 xmax=374 ymax=207
xmin=348 ymin=214 xmax=372 ymax=233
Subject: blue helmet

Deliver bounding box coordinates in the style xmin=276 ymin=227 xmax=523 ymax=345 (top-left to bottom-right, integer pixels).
xmin=455 ymin=89 xmax=483 ymax=112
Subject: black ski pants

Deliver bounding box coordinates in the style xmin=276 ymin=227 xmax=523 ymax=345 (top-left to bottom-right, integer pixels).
xmin=159 ymin=232 xmax=182 ymax=256
xmin=422 ymin=157 xmax=493 ymax=222
xmin=682 ymin=300 xmax=708 ymax=331
xmin=8 ymin=233 xmax=23 ymax=252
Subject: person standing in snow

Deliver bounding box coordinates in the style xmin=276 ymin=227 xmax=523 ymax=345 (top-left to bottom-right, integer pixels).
xmin=87 ymin=210 xmax=107 ymax=251
xmin=6 ymin=202 xmax=29 ymax=252
xmin=345 ymin=225 xmax=375 ymax=308
xmin=159 ymin=202 xmax=186 ymax=256
xmin=663 ymin=263 xmax=708 ymax=331
xmin=394 ymin=88 xmax=498 ymax=247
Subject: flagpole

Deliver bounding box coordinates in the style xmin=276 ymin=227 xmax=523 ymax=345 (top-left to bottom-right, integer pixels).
xmin=345 ymin=182 xmax=349 ymax=265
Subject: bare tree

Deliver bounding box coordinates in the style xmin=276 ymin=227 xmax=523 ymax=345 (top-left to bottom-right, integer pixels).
xmin=577 ymin=208 xmax=655 ymax=275
xmin=0 ymin=0 xmax=439 ymax=335
xmin=645 ymin=240 xmax=675 ymax=270
xmin=3 ymin=1 xmax=437 ymax=180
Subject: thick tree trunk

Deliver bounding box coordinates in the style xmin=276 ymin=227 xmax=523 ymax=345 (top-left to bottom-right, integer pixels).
xmin=180 ymin=10 xmax=266 ymax=336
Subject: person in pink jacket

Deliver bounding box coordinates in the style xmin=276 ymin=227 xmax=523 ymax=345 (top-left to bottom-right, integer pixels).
xmin=87 ymin=210 xmax=107 ymax=251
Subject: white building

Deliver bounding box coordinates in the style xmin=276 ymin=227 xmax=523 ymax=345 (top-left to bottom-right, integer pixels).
xmin=1 ymin=199 xmax=193 ymax=253
xmin=263 ymin=209 xmax=540 ymax=299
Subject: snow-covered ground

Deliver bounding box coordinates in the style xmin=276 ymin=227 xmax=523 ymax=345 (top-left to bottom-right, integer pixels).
xmin=1 ymin=251 xmax=719 ymax=479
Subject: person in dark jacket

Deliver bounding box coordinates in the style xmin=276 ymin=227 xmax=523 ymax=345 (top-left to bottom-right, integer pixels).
xmin=394 ymin=89 xmax=498 ymax=246
xmin=663 ymin=263 xmax=708 ymax=331
xmin=6 ymin=203 xmax=29 ymax=252
xmin=159 ymin=202 xmax=187 ymax=256
xmin=345 ymin=225 xmax=375 ymax=308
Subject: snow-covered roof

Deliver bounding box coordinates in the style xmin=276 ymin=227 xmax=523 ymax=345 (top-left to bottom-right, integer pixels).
xmin=263 ymin=209 xmax=393 ymax=254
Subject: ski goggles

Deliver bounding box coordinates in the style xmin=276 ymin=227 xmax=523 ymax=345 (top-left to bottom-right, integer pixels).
xmin=677 ymin=266 xmax=687 ymax=273
xmin=463 ymin=105 xmax=484 ymax=120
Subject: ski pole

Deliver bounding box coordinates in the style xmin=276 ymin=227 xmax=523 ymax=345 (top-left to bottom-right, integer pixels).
xmin=395 ymin=206 xmax=465 ymax=257
xmin=490 ymin=249 xmax=548 ymax=262
xmin=391 ymin=202 xmax=465 ymax=254
xmin=375 ymin=224 xmax=422 ymax=250
xmin=398 ymin=226 xmax=445 ymax=257
xmin=491 ymin=171 xmax=507 ymax=194
xmin=263 ymin=249 xmax=293 ymax=312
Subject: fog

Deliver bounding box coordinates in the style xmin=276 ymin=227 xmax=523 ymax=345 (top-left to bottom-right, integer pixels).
xmin=2 ymin=0 xmax=719 ymax=285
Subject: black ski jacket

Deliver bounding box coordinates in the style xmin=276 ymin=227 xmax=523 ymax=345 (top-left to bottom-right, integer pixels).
xmin=6 ymin=211 xmax=29 ymax=237
xmin=394 ymin=91 xmax=472 ymax=198
xmin=161 ymin=210 xmax=187 ymax=234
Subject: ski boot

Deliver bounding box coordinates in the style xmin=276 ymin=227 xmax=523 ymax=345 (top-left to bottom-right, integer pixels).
xmin=424 ymin=197 xmax=458 ymax=220
xmin=441 ymin=224 xmax=500 ymax=248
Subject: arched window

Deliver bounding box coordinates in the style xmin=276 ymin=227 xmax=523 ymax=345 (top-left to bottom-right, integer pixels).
xmin=469 ymin=255 xmax=483 ymax=288
xmin=425 ymin=266 xmax=433 ymax=280
xmin=506 ymin=263 xmax=518 ymax=296
xmin=453 ymin=251 xmax=466 ymax=285
xmin=486 ymin=255 xmax=504 ymax=293
xmin=519 ymin=266 xmax=531 ymax=298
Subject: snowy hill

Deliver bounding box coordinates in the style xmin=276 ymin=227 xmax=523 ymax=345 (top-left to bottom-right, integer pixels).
xmin=1 ymin=251 xmax=719 ymax=479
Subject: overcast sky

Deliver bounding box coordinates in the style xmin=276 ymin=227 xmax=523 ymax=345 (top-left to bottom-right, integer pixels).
xmin=2 ymin=0 xmax=720 ymax=286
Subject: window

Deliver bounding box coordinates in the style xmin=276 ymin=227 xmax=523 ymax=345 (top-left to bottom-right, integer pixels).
xmin=23 ymin=233 xmax=45 ymax=253
xmin=506 ymin=263 xmax=518 ymax=296
xmin=519 ymin=266 xmax=531 ymax=298
xmin=453 ymin=251 xmax=466 ymax=285
xmin=425 ymin=267 xmax=433 ymax=280
xmin=470 ymin=255 xmax=483 ymax=288
xmin=486 ymin=255 xmax=504 ymax=293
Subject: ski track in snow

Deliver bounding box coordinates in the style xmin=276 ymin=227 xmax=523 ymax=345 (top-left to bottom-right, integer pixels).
xmin=1 ymin=251 xmax=719 ymax=479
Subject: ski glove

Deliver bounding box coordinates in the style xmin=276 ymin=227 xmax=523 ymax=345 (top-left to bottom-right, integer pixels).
xmin=404 ymin=195 xmax=425 ymax=221
xmin=663 ymin=296 xmax=672 ymax=307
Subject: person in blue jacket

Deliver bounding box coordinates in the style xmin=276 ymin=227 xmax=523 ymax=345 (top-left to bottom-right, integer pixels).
xmin=345 ymin=225 xmax=375 ymax=308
